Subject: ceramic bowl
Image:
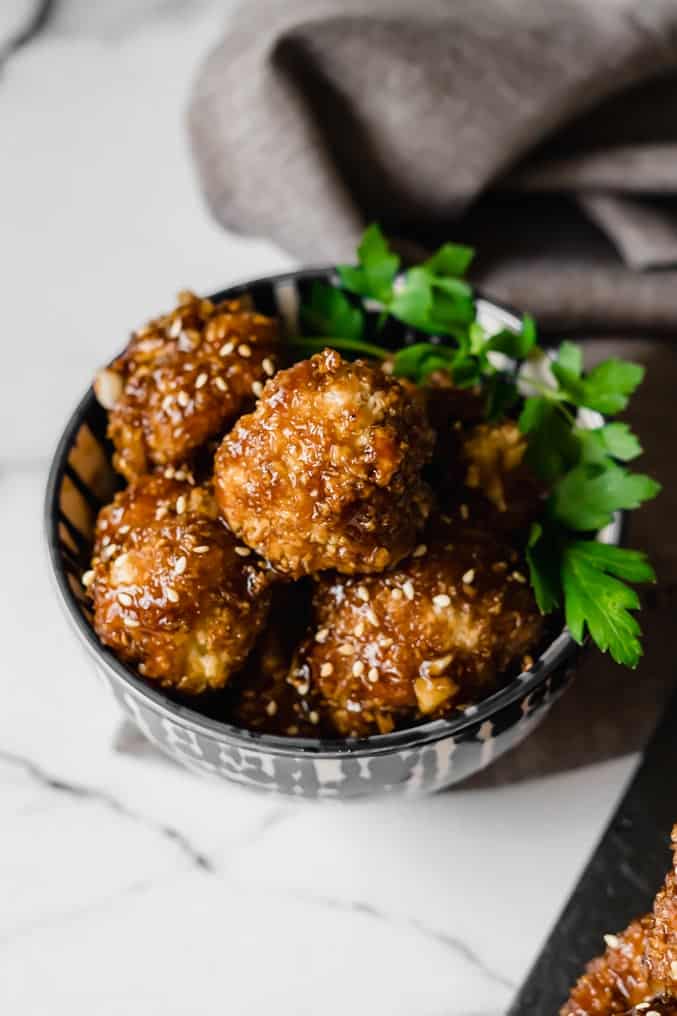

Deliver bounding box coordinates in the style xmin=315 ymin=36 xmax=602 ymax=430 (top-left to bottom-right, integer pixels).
xmin=45 ymin=268 xmax=620 ymax=798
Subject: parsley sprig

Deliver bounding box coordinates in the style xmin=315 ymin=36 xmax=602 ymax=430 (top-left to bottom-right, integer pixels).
xmin=295 ymin=224 xmax=660 ymax=667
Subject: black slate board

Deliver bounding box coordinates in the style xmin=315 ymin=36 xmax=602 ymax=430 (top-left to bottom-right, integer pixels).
xmin=508 ymin=682 xmax=677 ymax=1014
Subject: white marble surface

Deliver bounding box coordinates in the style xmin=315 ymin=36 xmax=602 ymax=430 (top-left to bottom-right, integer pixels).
xmin=0 ymin=3 xmax=638 ymax=1013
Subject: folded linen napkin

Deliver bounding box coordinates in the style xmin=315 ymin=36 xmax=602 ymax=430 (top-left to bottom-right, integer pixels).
xmin=188 ymin=0 xmax=677 ymax=331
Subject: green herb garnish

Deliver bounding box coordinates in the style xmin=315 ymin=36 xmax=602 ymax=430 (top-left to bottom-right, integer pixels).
xmin=296 ymin=224 xmax=660 ymax=667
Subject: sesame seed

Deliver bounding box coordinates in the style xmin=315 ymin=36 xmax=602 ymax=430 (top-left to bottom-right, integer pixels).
xmin=356 ymin=586 xmax=369 ymax=602
xmin=177 ymin=390 xmax=189 ymax=407
xmin=175 ymin=556 xmax=187 ymax=575
xmin=309 ymin=710 xmax=320 ymax=725
xmin=368 ymin=667 xmax=379 ymax=683
xmin=512 ymin=570 xmax=527 ymax=583
xmin=238 ymin=343 xmax=251 ymax=357
xmin=266 ymin=700 xmax=278 ymax=717
xmin=155 ymin=506 xmax=168 ymax=521
xmin=124 ymin=617 xmax=140 ymax=628
xmin=413 ymin=544 xmax=427 ymax=558
xmin=338 ymin=643 xmax=353 ymax=655
xmin=262 ymin=357 xmax=275 ymax=377
xmin=252 ymin=380 xmax=263 ymax=397
xmin=352 ymin=660 xmax=365 ymax=677
xmin=346 ymin=701 xmax=362 ymax=713
xmin=603 ymin=934 xmax=620 ymax=950
xmin=166 ymin=587 xmax=179 ymax=603
xmin=117 ymin=592 xmax=133 ymax=606
xmin=219 ymin=341 xmax=234 ymax=357
xmin=460 ymin=503 xmax=470 ymax=520
xmin=235 ymin=546 xmax=251 ymax=557
xmin=102 ymin=544 xmax=118 ymax=561
xmin=118 ymin=524 xmax=130 ymax=535
xmin=195 ymin=372 xmax=208 ymax=389
xmin=462 ymin=569 xmax=475 ymax=584
xmin=433 ymin=594 xmax=451 ymax=608
xmin=169 ymin=317 xmax=183 ymax=338
xmin=162 ymin=394 xmax=173 ymax=412
xmin=403 ymin=581 xmax=415 ymax=601
xmin=354 ymin=622 xmax=365 ymax=637
xmin=672 ymin=960 xmax=677 ymax=979
xmin=164 ymin=466 xmax=175 ymax=478
xmin=82 ymin=570 xmax=94 ymax=588
xmin=366 ymin=608 xmax=379 ymax=626
xmin=175 ymin=495 xmax=186 ymax=515
xmin=296 ymin=682 xmax=309 ymax=696
xmin=194 ymin=545 xmax=209 ymax=554
xmin=320 ymin=662 xmax=334 ymax=677
xmin=315 ymin=628 xmax=329 ymax=644
xmin=391 ymin=588 xmax=403 ymax=601
xmin=214 ymin=376 xmax=228 ymax=392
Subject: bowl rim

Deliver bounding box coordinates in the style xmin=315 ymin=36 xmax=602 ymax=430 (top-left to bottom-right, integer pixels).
xmin=44 ymin=266 xmax=621 ymax=759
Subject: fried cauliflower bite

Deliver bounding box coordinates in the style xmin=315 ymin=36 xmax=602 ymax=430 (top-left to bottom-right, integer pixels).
xmin=88 ymin=474 xmax=273 ymax=694
xmin=292 ymin=519 xmax=544 ymax=737
xmin=95 ymin=292 xmax=279 ymax=481
xmin=562 ymin=828 xmax=677 ymax=1015
xmin=225 ymin=587 xmax=326 ymax=737
xmin=214 ymin=349 xmax=435 ymax=577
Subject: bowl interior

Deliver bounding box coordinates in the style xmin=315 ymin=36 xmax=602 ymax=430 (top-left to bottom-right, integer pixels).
xmin=45 ymin=269 xmax=621 ymax=756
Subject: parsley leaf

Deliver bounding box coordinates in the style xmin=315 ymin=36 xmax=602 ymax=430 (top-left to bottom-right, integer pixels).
xmin=561 ymin=539 xmax=655 ymax=667
xmin=553 ymin=358 xmax=644 ymax=415
xmin=520 ymin=398 xmax=580 ymax=484
xmin=486 ymin=314 xmax=537 ymax=360
xmin=423 ymin=242 xmax=474 ymax=277
xmin=551 ymin=462 xmax=661 ymax=532
xmin=300 ymin=281 xmax=364 ymax=341
xmin=557 ymin=341 xmax=583 ymax=376
xmin=337 ymin=224 xmax=400 ymax=303
xmin=526 ymin=522 xmax=562 ymax=613
xmin=579 ymin=423 xmax=643 ymax=464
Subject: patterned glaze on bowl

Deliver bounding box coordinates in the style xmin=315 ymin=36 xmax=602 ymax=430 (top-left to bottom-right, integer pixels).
xmin=44 ymin=269 xmax=620 ymax=798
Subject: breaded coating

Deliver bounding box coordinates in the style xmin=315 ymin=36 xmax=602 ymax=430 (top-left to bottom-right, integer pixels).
xmin=292 ymin=519 xmax=544 ymax=737
xmin=88 ymin=474 xmax=272 ymax=694
xmin=214 ymin=349 xmax=435 ymax=577
xmin=645 ymin=828 xmax=677 ymax=994
xmin=562 ymin=920 xmax=653 ymax=1015
xmin=562 ymin=828 xmax=677 ymax=1015
xmin=95 ymin=292 xmax=278 ymax=481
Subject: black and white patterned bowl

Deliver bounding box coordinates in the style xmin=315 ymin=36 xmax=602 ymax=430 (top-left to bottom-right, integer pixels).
xmin=44 ymin=269 xmax=620 ymax=798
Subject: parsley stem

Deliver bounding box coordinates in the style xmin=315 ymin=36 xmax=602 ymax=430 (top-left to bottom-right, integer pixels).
xmin=288 ymin=335 xmax=389 ymax=360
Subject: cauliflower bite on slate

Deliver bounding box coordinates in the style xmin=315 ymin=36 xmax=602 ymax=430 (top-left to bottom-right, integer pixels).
xmin=562 ymin=827 xmax=677 ymax=1015
xmin=87 ymin=474 xmax=272 ymax=694
xmin=293 ymin=518 xmax=544 ymax=737
xmin=95 ymin=292 xmax=278 ymax=481
xmin=214 ymin=348 xmax=435 ymax=577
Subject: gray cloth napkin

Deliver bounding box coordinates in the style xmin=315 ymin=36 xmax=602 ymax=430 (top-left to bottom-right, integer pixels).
xmin=188 ymin=0 xmax=677 ymax=331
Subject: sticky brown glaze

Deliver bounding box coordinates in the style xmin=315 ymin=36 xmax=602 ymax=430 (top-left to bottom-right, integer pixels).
xmin=622 ymin=1000 xmax=677 ymax=1014
xmin=562 ymin=920 xmax=653 ymax=1015
xmin=562 ymin=828 xmax=677 ymax=1015
xmin=292 ymin=518 xmax=544 ymax=737
xmin=96 ymin=292 xmax=279 ymax=481
xmin=87 ymin=474 xmax=273 ymax=694
xmin=225 ymin=585 xmax=327 ymax=737
xmin=214 ymin=349 xmax=435 ymax=577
